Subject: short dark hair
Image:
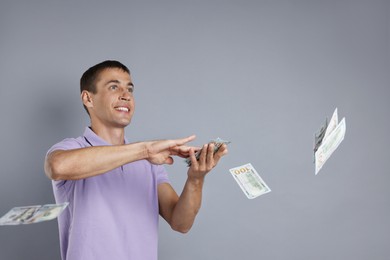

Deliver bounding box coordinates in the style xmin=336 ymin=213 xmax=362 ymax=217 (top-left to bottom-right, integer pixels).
xmin=80 ymin=60 xmax=130 ymax=114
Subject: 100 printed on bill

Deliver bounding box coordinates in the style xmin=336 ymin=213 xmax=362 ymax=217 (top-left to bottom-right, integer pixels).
xmin=229 ymin=163 xmax=271 ymax=199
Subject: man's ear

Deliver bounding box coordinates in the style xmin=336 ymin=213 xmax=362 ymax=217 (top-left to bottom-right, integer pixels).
xmin=81 ymin=91 xmax=93 ymax=108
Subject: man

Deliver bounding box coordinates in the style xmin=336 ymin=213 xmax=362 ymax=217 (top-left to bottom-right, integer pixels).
xmin=44 ymin=60 xmax=228 ymax=260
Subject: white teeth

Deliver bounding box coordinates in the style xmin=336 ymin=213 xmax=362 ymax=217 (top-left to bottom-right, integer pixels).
xmin=116 ymin=107 xmax=129 ymax=112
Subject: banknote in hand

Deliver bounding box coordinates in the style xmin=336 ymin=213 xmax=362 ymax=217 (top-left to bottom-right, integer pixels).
xmin=185 ymin=137 xmax=230 ymax=167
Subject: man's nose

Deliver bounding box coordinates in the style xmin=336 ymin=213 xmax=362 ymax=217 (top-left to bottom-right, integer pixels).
xmin=119 ymin=89 xmax=131 ymax=101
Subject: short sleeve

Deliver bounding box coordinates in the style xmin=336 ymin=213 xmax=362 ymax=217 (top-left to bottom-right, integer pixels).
xmin=46 ymin=138 xmax=84 ymax=155
xmin=45 ymin=138 xmax=84 ymax=189
xmin=152 ymin=164 xmax=170 ymax=185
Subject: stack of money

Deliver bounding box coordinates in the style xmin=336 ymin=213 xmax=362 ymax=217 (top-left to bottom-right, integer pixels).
xmin=185 ymin=137 xmax=230 ymax=167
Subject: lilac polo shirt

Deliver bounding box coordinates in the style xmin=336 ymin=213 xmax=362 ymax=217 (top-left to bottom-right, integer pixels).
xmin=47 ymin=127 xmax=170 ymax=260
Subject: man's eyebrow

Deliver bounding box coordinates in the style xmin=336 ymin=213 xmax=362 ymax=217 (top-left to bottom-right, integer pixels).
xmin=104 ymin=79 xmax=120 ymax=85
xmin=105 ymin=79 xmax=134 ymax=87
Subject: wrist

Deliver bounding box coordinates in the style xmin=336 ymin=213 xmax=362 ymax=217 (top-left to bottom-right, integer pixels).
xmin=125 ymin=142 xmax=149 ymax=161
xmin=141 ymin=142 xmax=150 ymax=160
xmin=187 ymin=175 xmax=205 ymax=187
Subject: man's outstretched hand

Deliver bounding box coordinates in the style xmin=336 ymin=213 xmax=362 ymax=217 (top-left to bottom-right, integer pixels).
xmin=144 ymin=135 xmax=199 ymax=165
xmin=187 ymin=142 xmax=228 ymax=179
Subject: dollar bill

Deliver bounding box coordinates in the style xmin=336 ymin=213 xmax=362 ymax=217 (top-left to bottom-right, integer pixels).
xmin=229 ymin=163 xmax=271 ymax=199
xmin=185 ymin=137 xmax=230 ymax=167
xmin=314 ymin=108 xmax=346 ymax=175
xmin=323 ymin=108 xmax=338 ymax=140
xmin=314 ymin=118 xmax=328 ymax=153
xmin=0 ymin=202 xmax=68 ymax=225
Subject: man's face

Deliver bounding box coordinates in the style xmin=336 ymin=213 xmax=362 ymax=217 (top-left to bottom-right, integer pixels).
xmin=85 ymin=68 xmax=135 ymax=129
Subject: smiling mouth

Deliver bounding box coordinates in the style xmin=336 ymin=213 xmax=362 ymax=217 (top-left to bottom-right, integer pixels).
xmin=115 ymin=107 xmax=129 ymax=112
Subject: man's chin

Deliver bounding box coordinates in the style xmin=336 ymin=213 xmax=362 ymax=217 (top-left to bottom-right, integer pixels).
xmin=116 ymin=119 xmax=132 ymax=128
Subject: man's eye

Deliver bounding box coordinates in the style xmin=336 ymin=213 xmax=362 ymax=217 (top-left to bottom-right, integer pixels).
xmin=127 ymin=88 xmax=134 ymax=93
xmin=110 ymin=85 xmax=118 ymax=90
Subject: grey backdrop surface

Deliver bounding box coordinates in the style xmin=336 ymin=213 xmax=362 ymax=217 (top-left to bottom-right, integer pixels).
xmin=1 ymin=0 xmax=389 ymax=259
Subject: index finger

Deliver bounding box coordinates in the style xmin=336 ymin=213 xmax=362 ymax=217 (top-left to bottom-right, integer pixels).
xmin=175 ymin=135 xmax=196 ymax=146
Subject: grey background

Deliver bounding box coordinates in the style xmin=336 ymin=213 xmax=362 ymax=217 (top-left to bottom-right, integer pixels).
xmin=0 ymin=0 xmax=389 ymax=259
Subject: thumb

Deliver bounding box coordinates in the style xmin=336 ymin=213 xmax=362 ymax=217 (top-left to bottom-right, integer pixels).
xmin=165 ymin=157 xmax=174 ymax=165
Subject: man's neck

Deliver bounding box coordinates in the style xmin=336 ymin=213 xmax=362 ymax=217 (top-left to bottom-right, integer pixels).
xmin=90 ymin=125 xmax=126 ymax=145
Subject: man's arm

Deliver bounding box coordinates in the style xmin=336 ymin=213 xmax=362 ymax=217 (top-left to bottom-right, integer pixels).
xmin=158 ymin=143 xmax=228 ymax=233
xmin=44 ymin=136 xmax=196 ymax=181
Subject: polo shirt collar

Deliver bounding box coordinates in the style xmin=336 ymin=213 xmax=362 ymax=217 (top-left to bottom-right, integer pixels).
xmin=83 ymin=127 xmax=129 ymax=146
